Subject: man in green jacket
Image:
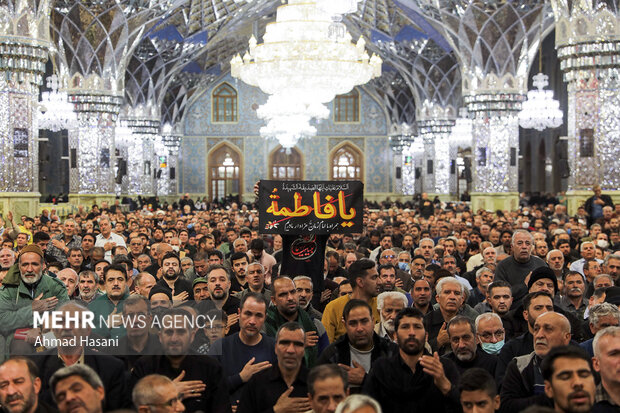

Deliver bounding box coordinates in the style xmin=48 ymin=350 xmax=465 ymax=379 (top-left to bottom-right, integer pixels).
xmin=0 ymin=244 xmax=69 ymax=354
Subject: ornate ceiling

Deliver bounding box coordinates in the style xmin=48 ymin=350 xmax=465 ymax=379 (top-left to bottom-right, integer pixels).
xmin=41 ymin=0 xmax=560 ymax=126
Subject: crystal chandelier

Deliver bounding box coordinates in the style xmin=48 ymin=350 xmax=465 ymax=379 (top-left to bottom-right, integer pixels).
xmin=450 ymin=108 xmax=473 ymax=148
xmin=38 ymin=75 xmax=78 ymax=132
xmin=388 ymin=123 xmax=414 ymax=153
xmin=230 ymin=0 xmax=381 ymax=149
xmin=315 ymin=0 xmax=362 ymax=38
xmin=519 ymin=73 xmax=563 ymax=131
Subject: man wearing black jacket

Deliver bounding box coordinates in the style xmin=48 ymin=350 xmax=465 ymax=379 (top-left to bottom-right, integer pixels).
xmin=317 ymin=299 xmax=396 ymax=391
xmin=131 ymin=308 xmax=232 ymax=413
xmin=499 ymin=312 xmax=572 ymax=413
xmin=363 ymin=307 xmax=461 ymax=412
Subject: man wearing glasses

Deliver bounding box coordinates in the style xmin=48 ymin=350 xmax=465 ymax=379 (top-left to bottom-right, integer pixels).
xmin=133 ymin=374 xmax=185 ymax=413
xmin=475 ymin=313 xmax=506 ymax=356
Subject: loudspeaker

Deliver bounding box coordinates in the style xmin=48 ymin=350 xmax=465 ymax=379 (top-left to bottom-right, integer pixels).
xmin=415 ymin=167 xmax=421 ymax=179
xmin=396 ymin=167 xmax=402 ymax=179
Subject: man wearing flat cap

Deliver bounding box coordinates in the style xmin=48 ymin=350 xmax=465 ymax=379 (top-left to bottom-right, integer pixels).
xmin=0 ymin=244 xmax=69 ymax=354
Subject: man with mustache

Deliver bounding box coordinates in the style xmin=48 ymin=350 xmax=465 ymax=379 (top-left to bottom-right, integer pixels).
xmin=375 ymin=291 xmax=408 ymax=342
xmin=76 ymin=271 xmax=103 ymax=305
xmin=558 ymin=272 xmax=588 ymax=319
xmin=50 ymin=365 xmax=105 ymax=413
xmin=363 ymin=307 xmax=461 ymax=412
xmin=442 ymin=316 xmax=497 ymax=376
xmin=542 ymin=346 xmax=596 ymax=413
xmin=155 ymin=252 xmax=193 ymax=303
xmin=411 ymin=278 xmax=432 ymax=315
xmin=500 ymin=312 xmax=572 ymax=413
xmin=208 ymin=293 xmax=276 ymax=407
xmin=229 ymin=252 xmax=249 ymax=294
xmin=318 ymin=300 xmax=396 ymax=391
xmin=0 ymin=244 xmax=68 ymax=355
xmin=88 ymin=263 xmax=129 ymax=339
xmin=0 ymin=356 xmax=52 ymax=413
xmin=235 ymin=263 xmax=272 ymax=304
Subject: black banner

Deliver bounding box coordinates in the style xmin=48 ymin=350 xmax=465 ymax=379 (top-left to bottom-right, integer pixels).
xmin=258 ymin=180 xmax=363 ymax=234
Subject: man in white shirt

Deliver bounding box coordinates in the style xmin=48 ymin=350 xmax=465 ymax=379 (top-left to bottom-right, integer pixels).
xmin=95 ymin=217 xmax=126 ymax=263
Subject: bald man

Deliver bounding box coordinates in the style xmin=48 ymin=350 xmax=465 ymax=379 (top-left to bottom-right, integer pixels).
xmin=500 ymin=312 xmax=572 ymax=413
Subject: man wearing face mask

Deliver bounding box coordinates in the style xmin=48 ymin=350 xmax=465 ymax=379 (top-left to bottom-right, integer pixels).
xmin=476 ymin=313 xmax=506 ymax=356
xmin=442 ymin=316 xmax=497 ymax=376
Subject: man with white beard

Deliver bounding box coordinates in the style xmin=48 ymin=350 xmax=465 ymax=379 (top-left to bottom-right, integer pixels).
xmin=375 ymin=292 xmax=408 ymax=342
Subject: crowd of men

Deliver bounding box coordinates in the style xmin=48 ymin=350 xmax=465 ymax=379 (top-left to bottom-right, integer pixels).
xmin=0 ymin=188 xmax=618 ymax=413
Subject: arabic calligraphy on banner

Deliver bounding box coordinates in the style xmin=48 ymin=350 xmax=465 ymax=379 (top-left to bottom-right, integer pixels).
xmin=258 ymin=180 xmax=364 ymax=234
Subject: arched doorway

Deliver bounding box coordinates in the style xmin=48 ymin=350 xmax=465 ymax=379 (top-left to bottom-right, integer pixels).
xmin=208 ymin=143 xmax=241 ymax=202
xmin=330 ymin=143 xmax=363 ymax=180
xmin=270 ymin=146 xmax=303 ymax=180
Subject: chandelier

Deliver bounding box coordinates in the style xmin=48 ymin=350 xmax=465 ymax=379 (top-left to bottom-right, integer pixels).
xmin=519 ymin=73 xmax=563 ymax=131
xmin=38 ymin=75 xmax=78 ymax=132
xmin=449 ymin=108 xmax=473 ymax=148
xmin=315 ymin=0 xmax=362 ymax=38
xmin=230 ymin=0 xmax=381 ymax=149
xmin=388 ymin=123 xmax=414 ymax=153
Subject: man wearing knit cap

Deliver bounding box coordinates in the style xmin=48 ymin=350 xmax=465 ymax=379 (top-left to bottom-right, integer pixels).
xmin=0 ymin=244 xmax=69 ymax=354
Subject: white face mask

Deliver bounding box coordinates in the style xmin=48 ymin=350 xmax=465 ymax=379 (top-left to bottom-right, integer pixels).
xmin=597 ymin=240 xmax=609 ymax=250
xmin=172 ymin=246 xmax=180 ymax=253
xmin=522 ymin=222 xmax=530 ymax=229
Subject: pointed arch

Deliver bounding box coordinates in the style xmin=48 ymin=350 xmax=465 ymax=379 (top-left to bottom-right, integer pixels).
xmin=269 ymin=146 xmax=304 ymax=180
xmin=329 ymin=142 xmax=363 ymax=180
xmin=208 ymin=142 xmax=242 ymax=202
xmin=212 ymin=82 xmax=238 ymax=123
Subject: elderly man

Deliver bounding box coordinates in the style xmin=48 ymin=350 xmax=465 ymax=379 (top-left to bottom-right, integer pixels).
xmin=0 ymin=356 xmax=51 ymax=413
xmin=236 ymin=262 xmax=272 ymax=304
xmin=375 ymin=291 xmax=408 ymax=342
xmin=592 ymin=326 xmax=620 ymax=411
xmin=569 ymin=241 xmax=603 ymax=277
xmin=495 ymin=230 xmax=546 ymax=301
xmin=0 ymin=245 xmax=69 ymax=353
xmin=94 ymin=217 xmax=126 ymax=263
xmin=47 ymin=219 xmax=82 ymax=268
xmin=57 ymin=268 xmax=78 ymax=298
xmin=50 ymin=365 xmax=105 ymax=413
xmin=579 ymin=303 xmax=620 ymax=357
xmin=476 ymin=313 xmax=506 ymax=355
xmin=500 ymin=312 xmax=572 ymax=413
xmin=424 ymin=277 xmax=474 ymax=354
xmin=0 ymin=247 xmax=16 ymax=270
xmin=133 ymin=374 xmax=185 ymax=413
xmin=442 ymin=316 xmax=498 ymax=376
xmin=546 ymin=249 xmax=567 ymax=281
